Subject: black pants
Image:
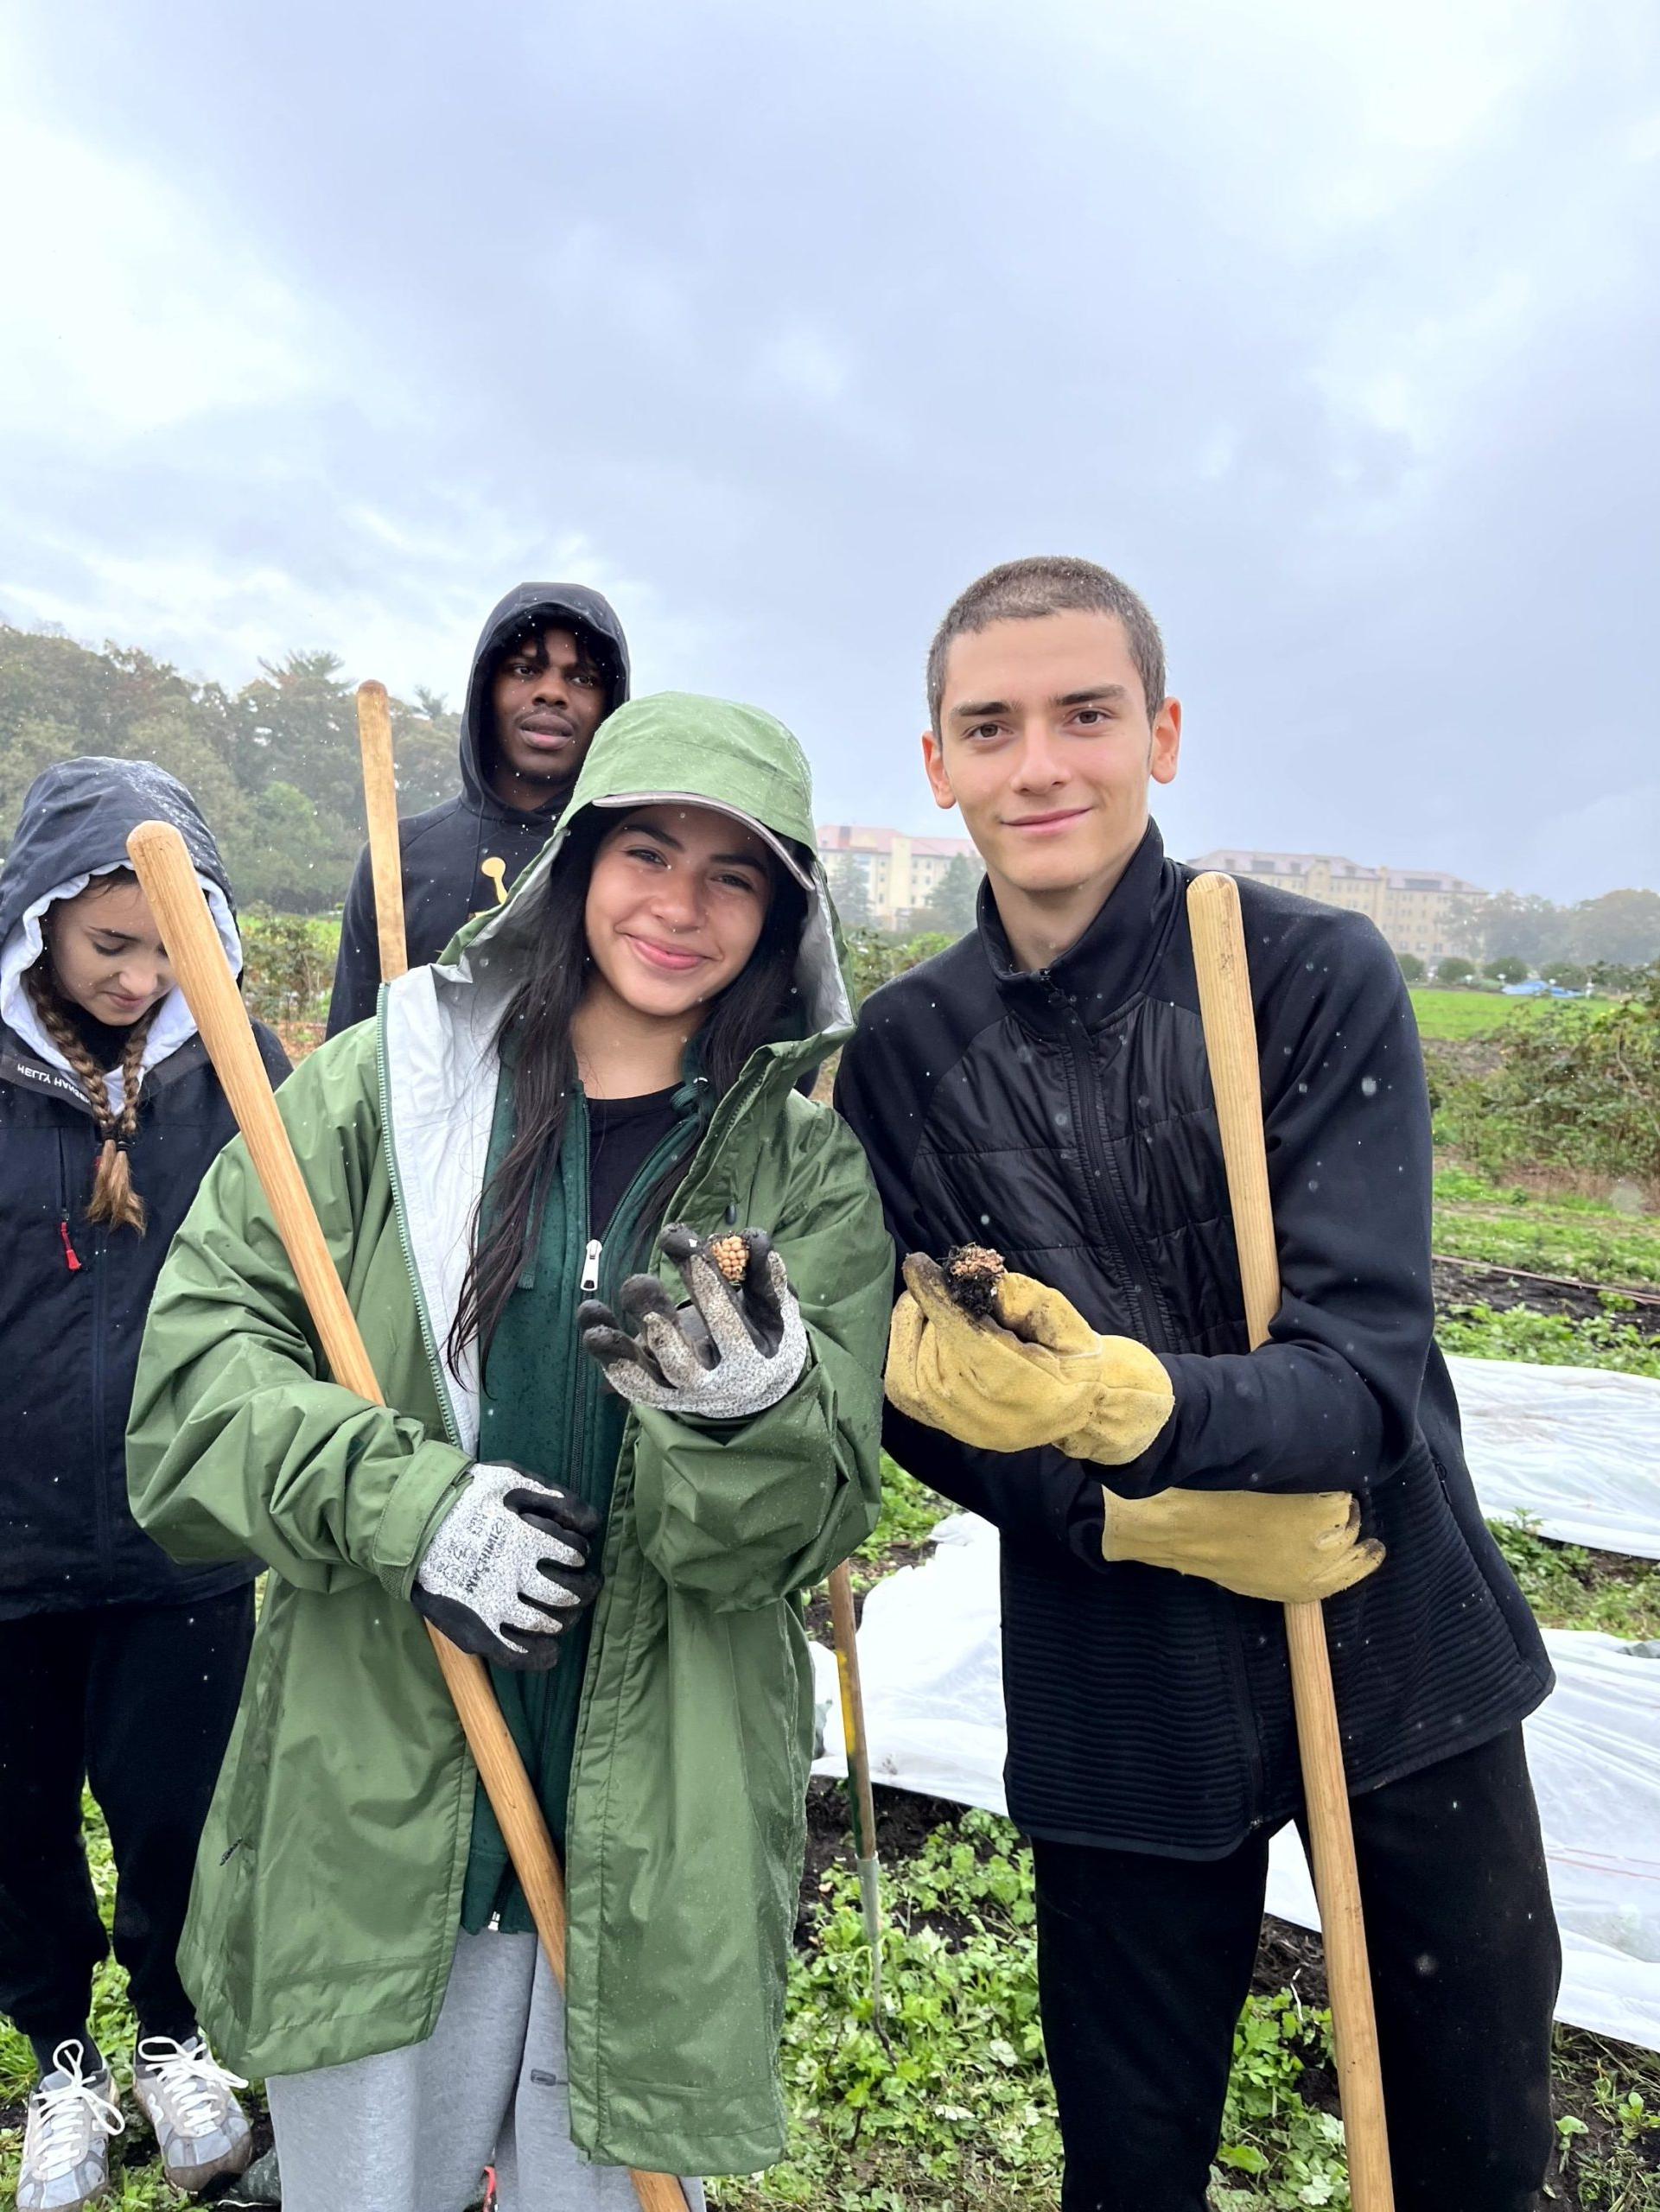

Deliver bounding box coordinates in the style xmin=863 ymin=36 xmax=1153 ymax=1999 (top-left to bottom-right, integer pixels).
xmin=1033 ymin=1728 xmax=1561 ymax=2212
xmin=0 ymin=1587 xmax=254 ymax=2056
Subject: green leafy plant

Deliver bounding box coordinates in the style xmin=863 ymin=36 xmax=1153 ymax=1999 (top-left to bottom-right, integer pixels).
xmin=1440 ymin=1300 xmax=1660 ymax=1378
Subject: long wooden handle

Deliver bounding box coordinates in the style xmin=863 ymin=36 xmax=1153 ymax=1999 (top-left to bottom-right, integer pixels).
xmin=356 ymin=681 xmax=408 ymax=985
xmin=1187 ymin=871 xmax=1395 ymax=2212
xmin=128 ymin=822 xmax=688 ymax=2212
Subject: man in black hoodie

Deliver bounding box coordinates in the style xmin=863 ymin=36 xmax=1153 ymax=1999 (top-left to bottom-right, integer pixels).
xmin=327 ymin=582 xmax=630 ymax=1034
xmin=835 ymin=558 xmax=1559 ymax=2212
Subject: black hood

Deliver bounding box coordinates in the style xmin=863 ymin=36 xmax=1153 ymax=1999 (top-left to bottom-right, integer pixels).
xmin=0 ymin=757 xmax=233 ymax=947
xmin=458 ymin=583 xmax=632 ymax=815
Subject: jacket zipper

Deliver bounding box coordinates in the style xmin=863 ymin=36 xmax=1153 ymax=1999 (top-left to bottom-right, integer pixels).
xmin=1043 ymin=983 xmax=1164 ymax=1351
xmin=88 ymin=1202 xmax=111 ymax=1575
xmin=1046 ymin=981 xmax=1266 ymax=1818
xmin=56 ymin=1129 xmax=82 ymax=1270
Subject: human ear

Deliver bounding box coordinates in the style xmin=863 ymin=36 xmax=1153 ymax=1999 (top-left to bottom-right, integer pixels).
xmin=1149 ymin=697 xmax=1181 ymax=788
xmin=921 ymin=728 xmax=957 ymax=811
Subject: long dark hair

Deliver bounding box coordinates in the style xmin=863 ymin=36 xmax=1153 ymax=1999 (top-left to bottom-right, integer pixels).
xmin=448 ymin=807 xmax=810 ymax=1375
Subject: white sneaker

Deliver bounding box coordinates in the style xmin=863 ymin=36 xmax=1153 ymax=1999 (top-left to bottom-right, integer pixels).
xmin=130 ymin=2035 xmax=252 ymax=2194
xmin=16 ymin=2042 xmax=124 ymax=2212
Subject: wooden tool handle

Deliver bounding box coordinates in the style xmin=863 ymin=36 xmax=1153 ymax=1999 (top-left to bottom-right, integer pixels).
xmin=1187 ymin=871 xmax=1395 ymax=2212
xmin=356 ymin=680 xmax=408 ymax=984
xmin=127 ymin=822 xmax=688 ymax=2212
xmin=827 ymin=1563 xmax=879 ymax=1858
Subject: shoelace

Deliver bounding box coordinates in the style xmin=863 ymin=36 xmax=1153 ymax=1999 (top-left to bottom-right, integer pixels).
xmin=135 ymin=2036 xmax=249 ymax=2135
xmin=29 ymin=2041 xmax=124 ymax=2182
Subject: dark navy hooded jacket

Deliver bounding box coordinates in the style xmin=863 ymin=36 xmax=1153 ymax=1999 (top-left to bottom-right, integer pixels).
xmin=0 ymin=758 xmax=289 ymax=1618
xmin=326 ymin=582 xmax=631 ymax=1034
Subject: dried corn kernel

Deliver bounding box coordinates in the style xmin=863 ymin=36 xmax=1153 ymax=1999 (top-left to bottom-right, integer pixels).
xmin=709 ymin=1232 xmax=749 ymax=1286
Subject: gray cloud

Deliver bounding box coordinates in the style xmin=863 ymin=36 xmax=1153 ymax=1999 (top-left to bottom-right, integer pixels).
xmin=2 ymin=0 xmax=1655 ymax=897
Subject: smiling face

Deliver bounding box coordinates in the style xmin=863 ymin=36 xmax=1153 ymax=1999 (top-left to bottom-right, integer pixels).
xmin=582 ymin=804 xmax=775 ymax=1025
xmin=45 ymin=875 xmax=174 ymax=1025
xmin=487 ymin=624 xmax=610 ymax=807
xmin=925 ymin=610 xmax=1180 ymax=916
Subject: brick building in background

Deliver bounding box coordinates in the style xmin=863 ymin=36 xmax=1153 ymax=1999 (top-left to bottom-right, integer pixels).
xmin=1186 ymin=850 xmax=1486 ymax=963
xmin=816 ymin=823 xmax=979 ymax=930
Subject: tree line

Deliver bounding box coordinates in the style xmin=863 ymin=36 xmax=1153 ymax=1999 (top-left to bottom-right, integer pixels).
xmin=3 ymin=623 xmax=1656 ymax=965
xmin=0 ymin=624 xmax=461 ymax=912
xmin=1450 ymin=886 xmax=1660 ymax=976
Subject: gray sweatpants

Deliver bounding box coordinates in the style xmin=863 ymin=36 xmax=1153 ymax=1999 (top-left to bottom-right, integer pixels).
xmin=266 ymin=1929 xmax=707 ymax=2212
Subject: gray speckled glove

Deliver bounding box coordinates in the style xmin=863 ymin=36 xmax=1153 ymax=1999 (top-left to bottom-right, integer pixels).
xmin=579 ymin=1224 xmax=807 ymax=1422
xmin=413 ymin=1462 xmax=601 ymax=1671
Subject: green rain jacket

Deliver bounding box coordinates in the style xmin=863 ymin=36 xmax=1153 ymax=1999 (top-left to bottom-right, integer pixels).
xmin=126 ymin=696 xmax=891 ymax=2176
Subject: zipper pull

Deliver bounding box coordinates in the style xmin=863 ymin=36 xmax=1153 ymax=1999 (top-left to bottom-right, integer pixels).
xmin=60 ymin=1217 xmax=82 ymax=1273
xmin=581 ymin=1238 xmax=602 ymax=1294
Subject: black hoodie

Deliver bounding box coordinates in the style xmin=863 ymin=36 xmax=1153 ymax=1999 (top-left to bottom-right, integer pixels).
xmin=0 ymin=758 xmax=289 ymax=1618
xmin=326 ymin=583 xmax=631 ymax=1034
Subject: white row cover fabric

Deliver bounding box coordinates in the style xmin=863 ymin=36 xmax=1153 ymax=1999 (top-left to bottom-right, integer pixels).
xmin=1447 ymin=1352 xmax=1660 ymax=1561
xmin=813 ymin=1512 xmax=1660 ymax=2051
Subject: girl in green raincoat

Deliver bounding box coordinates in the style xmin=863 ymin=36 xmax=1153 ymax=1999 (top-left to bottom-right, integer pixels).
xmin=127 ymin=695 xmax=891 ymax=2212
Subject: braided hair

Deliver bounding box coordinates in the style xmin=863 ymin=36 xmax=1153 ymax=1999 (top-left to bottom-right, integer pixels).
xmin=23 ymin=956 xmax=159 ymax=1234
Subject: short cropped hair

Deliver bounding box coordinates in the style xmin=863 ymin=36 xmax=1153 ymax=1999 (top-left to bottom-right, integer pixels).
xmin=926 ymin=556 xmax=1167 ymax=731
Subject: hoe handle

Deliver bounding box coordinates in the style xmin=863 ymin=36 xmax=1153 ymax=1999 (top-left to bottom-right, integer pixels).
xmin=1187 ymin=871 xmax=1395 ymax=2212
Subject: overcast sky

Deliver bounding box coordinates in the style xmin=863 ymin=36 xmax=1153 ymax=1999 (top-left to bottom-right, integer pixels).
xmin=3 ymin=0 xmax=1656 ymax=899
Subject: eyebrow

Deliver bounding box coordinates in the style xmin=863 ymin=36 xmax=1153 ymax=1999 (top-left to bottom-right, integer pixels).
xmin=950 ymin=682 xmax=1129 ymax=722
xmin=619 ymin=820 xmax=767 ymax=870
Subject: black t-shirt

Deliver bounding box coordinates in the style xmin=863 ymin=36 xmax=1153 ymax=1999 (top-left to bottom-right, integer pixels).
xmin=587 ymin=1085 xmax=682 ymax=1239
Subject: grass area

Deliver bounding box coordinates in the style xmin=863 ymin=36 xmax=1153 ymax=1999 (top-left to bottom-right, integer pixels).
xmin=1433 ymin=1168 xmax=1660 ymax=1287
xmin=1409 ymin=988 xmax=1604 ymax=1040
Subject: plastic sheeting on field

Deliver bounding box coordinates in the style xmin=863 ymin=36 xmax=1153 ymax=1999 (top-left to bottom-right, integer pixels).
xmin=1447 ymin=1352 xmax=1660 ymax=1561
xmin=812 ymin=1511 xmax=1660 ymax=2051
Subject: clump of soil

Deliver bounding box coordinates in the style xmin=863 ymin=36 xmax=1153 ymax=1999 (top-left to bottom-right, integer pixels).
xmin=942 ymin=1243 xmax=1006 ymax=1318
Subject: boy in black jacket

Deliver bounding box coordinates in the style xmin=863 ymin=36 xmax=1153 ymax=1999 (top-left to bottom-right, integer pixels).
xmin=834 ymin=558 xmax=1559 ymax=2212
xmin=326 ymin=582 xmax=630 ymax=1034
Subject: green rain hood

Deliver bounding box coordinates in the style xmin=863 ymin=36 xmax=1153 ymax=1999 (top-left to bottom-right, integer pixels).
xmin=127 ymin=695 xmax=892 ymax=2176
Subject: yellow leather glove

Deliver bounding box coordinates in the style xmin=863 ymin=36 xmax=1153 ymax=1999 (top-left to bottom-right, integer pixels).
xmin=1101 ymin=1485 xmax=1384 ymax=1601
xmin=885 ymin=1254 xmax=1174 ymax=1464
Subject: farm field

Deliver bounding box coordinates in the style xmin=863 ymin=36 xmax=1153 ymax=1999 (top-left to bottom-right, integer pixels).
xmin=1409 ymin=986 xmax=1602 ymax=1040
xmin=8 ymin=944 xmax=1658 ymax=2209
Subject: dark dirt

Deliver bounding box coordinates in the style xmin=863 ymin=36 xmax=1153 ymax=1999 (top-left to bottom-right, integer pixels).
xmin=1434 ymin=1254 xmax=1660 ymax=1336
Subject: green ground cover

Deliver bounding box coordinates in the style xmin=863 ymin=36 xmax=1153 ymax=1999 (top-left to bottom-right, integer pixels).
xmin=1433 ymin=1170 xmax=1660 ymax=1286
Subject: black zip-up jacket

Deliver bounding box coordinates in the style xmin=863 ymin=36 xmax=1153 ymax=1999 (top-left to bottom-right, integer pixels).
xmin=327 ymin=583 xmax=631 ymax=1034
xmin=0 ymin=759 xmax=289 ymax=1619
xmin=835 ymin=823 xmax=1552 ymax=1855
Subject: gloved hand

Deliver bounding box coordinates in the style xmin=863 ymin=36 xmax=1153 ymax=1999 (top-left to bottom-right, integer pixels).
xmin=413 ymin=1462 xmax=601 ymax=1671
xmin=579 ymin=1224 xmax=808 ymax=1422
xmin=1100 ymin=1485 xmax=1385 ymax=1602
xmin=886 ymin=1254 xmax=1174 ymax=1464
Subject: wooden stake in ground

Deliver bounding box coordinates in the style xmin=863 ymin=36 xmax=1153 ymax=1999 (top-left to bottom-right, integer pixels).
xmin=127 ymin=820 xmax=690 ymax=2212
xmin=1187 ymin=871 xmax=1396 ymax=2212
xmin=827 ymin=1562 xmax=887 ymax=2028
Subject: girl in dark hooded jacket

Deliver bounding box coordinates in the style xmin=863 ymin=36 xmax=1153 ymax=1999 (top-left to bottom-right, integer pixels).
xmin=0 ymin=759 xmax=289 ymax=2212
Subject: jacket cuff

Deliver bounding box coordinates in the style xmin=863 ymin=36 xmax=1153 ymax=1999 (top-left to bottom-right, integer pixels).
xmin=372 ymin=1443 xmax=473 ymax=1599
